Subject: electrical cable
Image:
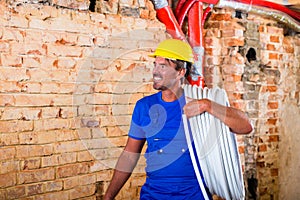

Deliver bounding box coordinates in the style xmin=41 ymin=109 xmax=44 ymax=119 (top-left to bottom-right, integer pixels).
xmin=182 ymin=85 xmax=245 ymax=200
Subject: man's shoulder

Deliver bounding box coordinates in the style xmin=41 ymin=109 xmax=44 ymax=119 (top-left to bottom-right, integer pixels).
xmin=137 ymin=92 xmax=160 ymax=104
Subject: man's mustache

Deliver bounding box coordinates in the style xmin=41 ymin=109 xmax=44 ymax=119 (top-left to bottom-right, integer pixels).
xmin=153 ymin=73 xmax=162 ymax=78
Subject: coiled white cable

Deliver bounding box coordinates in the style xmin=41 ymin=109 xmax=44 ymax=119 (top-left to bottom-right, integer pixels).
xmin=182 ymin=85 xmax=245 ymax=200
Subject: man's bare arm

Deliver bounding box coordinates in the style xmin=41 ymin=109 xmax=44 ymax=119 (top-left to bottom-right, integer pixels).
xmin=184 ymin=98 xmax=253 ymax=134
xmin=103 ymin=138 xmax=146 ymax=200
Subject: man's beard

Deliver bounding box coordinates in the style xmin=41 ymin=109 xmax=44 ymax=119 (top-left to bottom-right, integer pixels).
xmin=153 ymin=84 xmax=168 ymax=91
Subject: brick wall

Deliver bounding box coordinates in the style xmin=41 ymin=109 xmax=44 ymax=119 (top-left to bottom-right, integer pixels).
xmin=205 ymin=9 xmax=300 ymax=200
xmin=0 ymin=1 xmax=164 ymax=199
xmin=1 ymin=1 xmax=299 ymax=200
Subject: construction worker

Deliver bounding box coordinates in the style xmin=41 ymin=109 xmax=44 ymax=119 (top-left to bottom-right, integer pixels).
xmin=103 ymin=39 xmax=252 ymax=200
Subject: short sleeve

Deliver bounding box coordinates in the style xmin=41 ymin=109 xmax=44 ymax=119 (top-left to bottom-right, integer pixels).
xmin=128 ymin=99 xmax=147 ymax=140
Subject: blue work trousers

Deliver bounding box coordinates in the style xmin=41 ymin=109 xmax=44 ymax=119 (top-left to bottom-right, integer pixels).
xmin=140 ymin=177 xmax=212 ymax=200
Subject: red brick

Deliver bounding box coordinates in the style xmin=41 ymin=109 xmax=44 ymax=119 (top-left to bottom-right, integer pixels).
xmin=140 ymin=9 xmax=150 ymax=19
xmin=0 ymin=94 xmax=15 ymax=106
xmin=47 ymin=44 xmax=83 ymax=57
xmin=268 ymin=135 xmax=279 ymax=142
xmin=267 ymin=101 xmax=278 ymax=109
xmin=34 ymin=118 xmax=70 ymax=131
xmin=69 ymin=184 xmax=96 ymax=199
xmin=18 ymin=168 xmax=55 ymax=184
xmin=15 ymin=94 xmax=54 ymax=106
xmin=1 ymin=160 xmax=19 ymax=174
xmin=270 ymin=168 xmax=278 ymax=176
xmin=266 ymin=111 xmax=278 ymax=118
xmin=54 ymin=57 xmax=76 ymax=69
xmin=0 ymin=189 xmax=6 ymax=199
xmin=109 ymin=136 xmax=127 ymax=147
xmin=267 ymin=118 xmax=277 ymax=125
xmin=269 ymin=52 xmax=278 ymax=59
xmin=59 ymin=83 xmax=75 ymax=94
xmin=258 ymin=25 xmax=265 ymax=33
xmin=20 ymin=158 xmax=41 ymax=170
xmin=0 ymin=54 xmax=22 ymax=67
xmin=223 ymin=29 xmax=243 ymax=37
xmin=93 ymin=105 xmax=110 ymax=116
xmin=54 ymin=140 xmax=86 ymax=153
xmin=26 ymin=68 xmax=52 ymax=82
xmin=27 ymin=183 xmax=43 ymax=196
xmin=0 ymin=120 xmax=33 ymax=133
xmin=0 ymin=173 xmax=17 ymax=188
xmin=267 ymin=85 xmax=277 ymax=92
xmin=0 ymin=146 xmax=16 ymax=160
xmin=266 ymin=44 xmax=275 ymax=51
xmin=0 ymin=41 xmax=9 ymax=53
xmin=0 ymin=67 xmax=29 ymax=81
xmin=77 ymin=151 xmax=94 ymax=162
xmin=267 ymin=26 xmax=283 ymax=34
xmin=34 ymin=191 xmax=69 ymax=200
xmin=41 ymin=152 xmax=76 ymax=167
xmin=283 ymin=38 xmax=294 ymax=53
xmin=6 ymin=185 xmax=26 ymax=199
xmin=43 ymin=181 xmax=63 ymax=192
xmin=20 ymin=82 xmax=41 ymax=93
xmin=40 ymin=82 xmax=60 ymax=94
xmin=56 ymin=162 xmax=90 ymax=178
xmin=55 ymin=129 xmax=78 ymax=142
xmin=0 ymin=133 xmax=19 ymax=145
xmin=12 ymin=42 xmax=46 ymax=56
xmin=2 ymin=28 xmax=24 ymax=42
xmin=52 ymin=94 xmax=73 ymax=106
xmin=63 ymin=176 xmax=79 ymax=189
xmin=0 ymin=81 xmax=21 ymax=92
xmin=223 ymin=38 xmax=244 ymax=47
xmin=16 ymin=144 xmax=53 ymax=158
xmin=258 ymin=144 xmax=267 ymax=152
xmin=238 ymin=146 xmax=245 ymax=154
xmin=40 ymin=107 xmax=60 ymax=119
xmin=210 ymin=13 xmax=232 ymax=21
xmin=270 ymin=35 xmax=280 ymax=43
xmin=1 ymin=107 xmax=41 ymax=120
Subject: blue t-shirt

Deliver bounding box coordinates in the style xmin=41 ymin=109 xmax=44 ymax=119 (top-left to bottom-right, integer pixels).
xmin=128 ymin=91 xmax=197 ymax=179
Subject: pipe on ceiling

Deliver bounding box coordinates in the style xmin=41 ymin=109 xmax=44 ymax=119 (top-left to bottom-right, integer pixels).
xmin=217 ymin=0 xmax=300 ymax=32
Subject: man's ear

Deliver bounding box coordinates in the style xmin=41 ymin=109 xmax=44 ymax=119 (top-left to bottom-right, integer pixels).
xmin=178 ymin=68 xmax=186 ymax=79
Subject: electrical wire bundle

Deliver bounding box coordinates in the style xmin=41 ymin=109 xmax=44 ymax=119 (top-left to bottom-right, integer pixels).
xmin=182 ymin=85 xmax=245 ymax=200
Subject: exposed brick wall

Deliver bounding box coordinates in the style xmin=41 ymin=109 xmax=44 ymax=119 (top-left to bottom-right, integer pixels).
xmin=1 ymin=1 xmax=299 ymax=200
xmin=0 ymin=1 xmax=165 ymax=199
xmin=205 ymin=8 xmax=300 ymax=200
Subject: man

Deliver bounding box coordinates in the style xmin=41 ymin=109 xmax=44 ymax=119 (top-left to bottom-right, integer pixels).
xmin=103 ymin=39 xmax=253 ymax=200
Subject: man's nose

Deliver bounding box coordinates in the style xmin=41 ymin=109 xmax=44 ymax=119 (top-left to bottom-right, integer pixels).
xmin=152 ymin=65 xmax=159 ymax=73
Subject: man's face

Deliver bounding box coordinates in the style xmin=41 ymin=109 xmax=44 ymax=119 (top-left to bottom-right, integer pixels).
xmin=152 ymin=57 xmax=182 ymax=91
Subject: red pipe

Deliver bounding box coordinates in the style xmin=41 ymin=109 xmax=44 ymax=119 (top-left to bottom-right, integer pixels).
xmin=176 ymin=0 xmax=219 ymax=28
xmin=156 ymin=6 xmax=186 ymax=41
xmin=236 ymin=0 xmax=300 ymax=21
xmin=175 ymin=0 xmax=188 ymax=18
xmin=188 ymin=1 xmax=204 ymax=47
xmin=177 ymin=0 xmax=198 ymax=28
xmin=176 ymin=0 xmax=219 ymax=18
xmin=202 ymin=5 xmax=212 ymax=28
xmin=188 ymin=1 xmax=206 ymax=87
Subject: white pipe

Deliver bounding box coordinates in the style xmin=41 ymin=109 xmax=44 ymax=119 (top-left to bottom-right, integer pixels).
xmin=216 ymin=0 xmax=300 ymax=32
xmin=183 ymin=115 xmax=210 ymax=200
xmin=183 ymin=86 xmax=210 ymax=200
xmin=183 ymin=85 xmax=246 ymax=199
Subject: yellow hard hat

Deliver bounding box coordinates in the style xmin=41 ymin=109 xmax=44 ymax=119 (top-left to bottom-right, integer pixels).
xmin=149 ymin=39 xmax=194 ymax=63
